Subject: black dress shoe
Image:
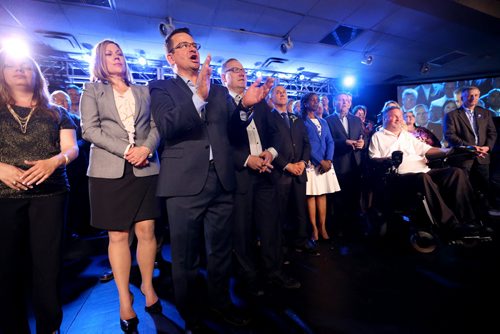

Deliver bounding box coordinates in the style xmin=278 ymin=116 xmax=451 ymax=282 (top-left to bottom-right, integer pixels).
xmin=185 ymin=322 xmax=217 ymax=334
xmin=120 ymin=316 xmax=139 ymax=333
xmin=268 ymin=272 xmax=301 ymax=289
xmin=209 ymin=304 xmax=251 ymax=327
xmin=145 ymin=299 xmax=162 ymax=314
xmin=99 ymin=270 xmax=114 ymax=283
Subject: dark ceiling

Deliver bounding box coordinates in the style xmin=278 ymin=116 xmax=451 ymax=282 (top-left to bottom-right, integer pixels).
xmin=1 ymin=0 xmax=499 ymax=86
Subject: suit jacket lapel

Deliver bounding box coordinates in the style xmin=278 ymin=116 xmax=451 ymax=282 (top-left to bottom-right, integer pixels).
xmin=98 ymin=83 xmax=124 ymax=127
xmin=334 ymin=114 xmax=348 ymax=137
xmin=131 ymin=85 xmax=141 ymax=123
xmin=173 ymin=75 xmax=194 ymax=98
xmin=347 ymin=115 xmax=357 ymax=138
xmin=458 ymin=107 xmax=475 ymax=135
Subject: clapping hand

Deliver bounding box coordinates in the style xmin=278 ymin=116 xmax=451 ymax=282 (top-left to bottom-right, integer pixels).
xmin=196 ymin=54 xmax=212 ymax=101
xmin=241 ymin=77 xmax=274 ymax=108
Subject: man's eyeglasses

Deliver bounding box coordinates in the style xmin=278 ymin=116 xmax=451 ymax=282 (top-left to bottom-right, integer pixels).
xmin=168 ymin=42 xmax=201 ymax=53
xmin=225 ymin=67 xmax=246 ymax=74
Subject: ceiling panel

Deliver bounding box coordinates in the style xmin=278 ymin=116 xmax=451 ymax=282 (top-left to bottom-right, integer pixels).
xmin=342 ymin=0 xmax=398 ymax=29
xmin=243 ymin=0 xmax=316 ymax=14
xmin=212 ymin=0 xmax=264 ymax=31
xmin=289 ymin=16 xmax=337 ymax=43
xmin=253 ymin=7 xmax=303 ymax=37
xmin=309 ymin=0 xmax=367 ymax=22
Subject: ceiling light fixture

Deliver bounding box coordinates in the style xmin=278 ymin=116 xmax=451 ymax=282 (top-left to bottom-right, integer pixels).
xmin=280 ymin=35 xmax=293 ymax=54
xmin=420 ymin=63 xmax=431 ymax=74
xmin=361 ymin=53 xmax=373 ymax=65
xmin=159 ymin=16 xmax=175 ymax=38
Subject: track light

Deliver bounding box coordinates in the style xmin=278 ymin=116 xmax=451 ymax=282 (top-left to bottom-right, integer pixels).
xmin=159 ymin=16 xmax=175 ymax=38
xmin=361 ymin=53 xmax=373 ymax=65
xmin=280 ymin=35 xmax=293 ymax=54
xmin=420 ymin=63 xmax=431 ymax=74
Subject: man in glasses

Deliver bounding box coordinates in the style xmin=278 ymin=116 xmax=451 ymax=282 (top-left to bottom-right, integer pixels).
xmin=221 ymin=59 xmax=300 ymax=298
xmin=149 ymin=28 xmax=273 ymax=333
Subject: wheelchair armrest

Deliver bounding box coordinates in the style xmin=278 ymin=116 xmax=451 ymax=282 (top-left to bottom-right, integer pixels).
xmin=368 ymin=157 xmax=393 ymax=175
xmin=443 ymin=146 xmax=477 ymax=166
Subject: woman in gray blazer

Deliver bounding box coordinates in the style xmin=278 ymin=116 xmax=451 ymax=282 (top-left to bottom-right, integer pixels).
xmin=80 ymin=40 xmax=161 ymax=333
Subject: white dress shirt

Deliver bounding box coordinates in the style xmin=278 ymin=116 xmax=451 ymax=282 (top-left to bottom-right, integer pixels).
xmin=369 ymin=128 xmax=432 ymax=174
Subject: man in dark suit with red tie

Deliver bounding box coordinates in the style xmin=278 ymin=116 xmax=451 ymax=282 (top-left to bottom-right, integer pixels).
xmin=223 ymin=59 xmax=301 ymax=295
xmin=268 ymin=86 xmax=317 ymax=255
xmin=149 ymin=28 xmax=272 ymax=332
xmin=325 ymin=92 xmax=365 ymax=239
xmin=444 ymin=86 xmax=497 ymax=210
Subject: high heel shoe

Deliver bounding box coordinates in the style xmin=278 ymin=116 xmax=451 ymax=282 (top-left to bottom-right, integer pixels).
xmin=120 ymin=316 xmax=139 ymax=333
xmin=140 ymin=285 xmax=162 ymax=314
xmin=145 ymin=299 xmax=163 ymax=314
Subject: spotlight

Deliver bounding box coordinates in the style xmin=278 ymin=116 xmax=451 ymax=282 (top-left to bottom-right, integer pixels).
xmin=137 ymin=56 xmax=147 ymax=66
xmin=342 ymin=75 xmax=355 ymax=88
xmin=256 ymin=71 xmax=262 ymax=78
xmin=420 ymin=63 xmax=430 ymax=74
xmin=280 ymin=35 xmax=293 ymax=54
xmin=137 ymin=50 xmax=147 ymax=66
xmin=1 ymin=37 xmax=30 ymax=58
xmin=299 ymin=74 xmax=305 ymax=81
xmin=361 ymin=53 xmax=373 ymax=65
xmin=159 ymin=16 xmax=175 ymax=38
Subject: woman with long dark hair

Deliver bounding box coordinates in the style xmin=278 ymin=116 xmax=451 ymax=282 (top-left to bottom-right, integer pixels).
xmin=0 ymin=49 xmax=78 ymax=333
xmin=80 ymin=39 xmax=161 ymax=333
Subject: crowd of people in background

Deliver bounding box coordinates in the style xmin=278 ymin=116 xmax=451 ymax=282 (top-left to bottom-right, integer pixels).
xmin=1 ymin=26 xmax=499 ymax=334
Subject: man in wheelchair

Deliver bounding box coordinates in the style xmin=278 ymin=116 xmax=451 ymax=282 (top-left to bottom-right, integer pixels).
xmin=368 ymin=105 xmax=491 ymax=241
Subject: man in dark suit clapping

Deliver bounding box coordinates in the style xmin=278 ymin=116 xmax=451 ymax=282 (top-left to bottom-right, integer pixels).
xmin=149 ymin=28 xmax=272 ymax=332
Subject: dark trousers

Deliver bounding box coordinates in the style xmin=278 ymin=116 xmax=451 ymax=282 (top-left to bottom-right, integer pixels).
xmin=276 ymin=178 xmax=308 ymax=247
xmin=389 ymin=167 xmax=476 ymax=226
xmin=166 ymin=166 xmax=233 ymax=326
xmin=335 ymin=170 xmax=362 ymax=236
xmin=233 ymin=173 xmax=280 ymax=281
xmin=0 ymin=193 xmax=67 ymax=334
xmin=464 ymin=160 xmax=492 ymax=206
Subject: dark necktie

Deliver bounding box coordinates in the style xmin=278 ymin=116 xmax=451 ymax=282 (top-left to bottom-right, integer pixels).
xmin=281 ymin=112 xmax=290 ymax=128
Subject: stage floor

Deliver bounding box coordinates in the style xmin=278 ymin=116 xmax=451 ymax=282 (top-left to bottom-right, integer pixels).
xmin=28 ymin=219 xmax=500 ymax=334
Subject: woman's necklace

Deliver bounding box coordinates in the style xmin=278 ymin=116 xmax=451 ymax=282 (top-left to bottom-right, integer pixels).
xmin=6 ymin=104 xmax=36 ymax=134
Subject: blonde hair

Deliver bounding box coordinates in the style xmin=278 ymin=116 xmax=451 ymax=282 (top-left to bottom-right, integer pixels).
xmin=89 ymin=39 xmax=133 ymax=84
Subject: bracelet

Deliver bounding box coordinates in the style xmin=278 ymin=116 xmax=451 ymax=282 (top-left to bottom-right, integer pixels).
xmin=62 ymin=153 xmax=70 ymax=166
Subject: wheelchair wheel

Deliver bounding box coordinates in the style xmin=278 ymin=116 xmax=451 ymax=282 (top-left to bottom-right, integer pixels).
xmin=409 ymin=230 xmax=438 ymax=253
